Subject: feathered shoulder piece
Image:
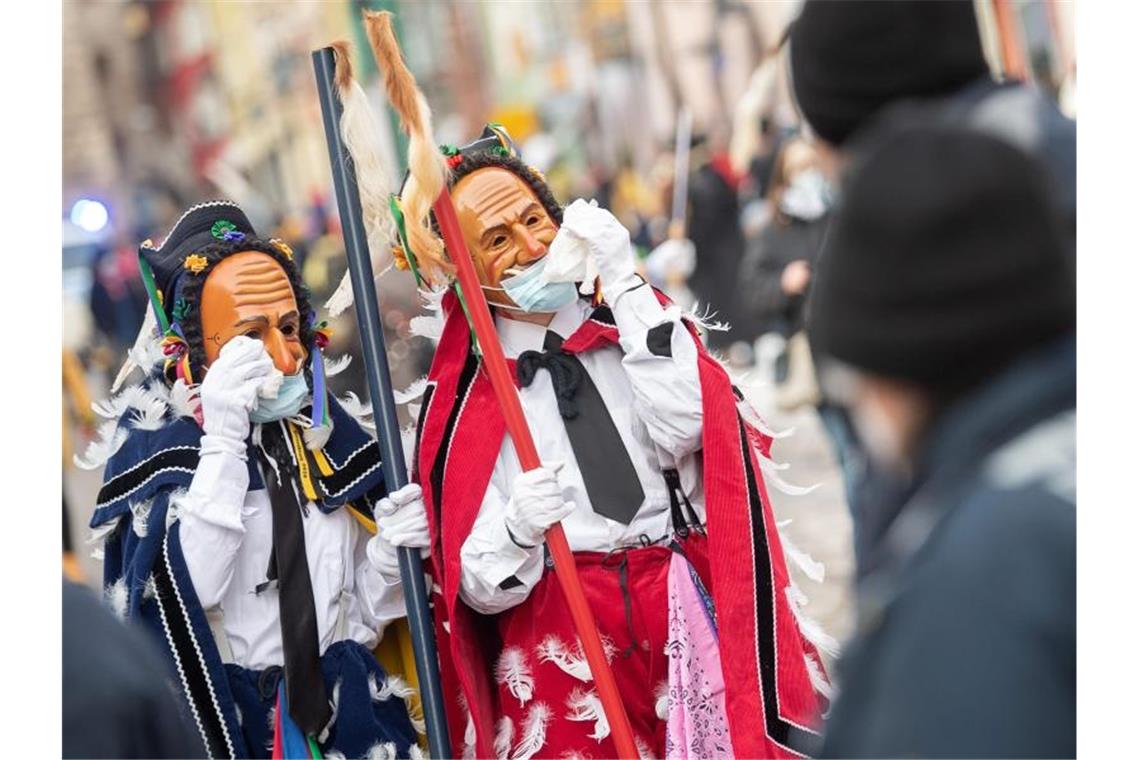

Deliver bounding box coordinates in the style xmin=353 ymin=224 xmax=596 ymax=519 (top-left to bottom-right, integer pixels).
xmin=85 ymin=375 xmax=207 ymax=530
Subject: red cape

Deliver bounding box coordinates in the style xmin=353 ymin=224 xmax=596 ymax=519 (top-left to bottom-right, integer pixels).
xmin=415 ymin=290 xmax=826 ymax=757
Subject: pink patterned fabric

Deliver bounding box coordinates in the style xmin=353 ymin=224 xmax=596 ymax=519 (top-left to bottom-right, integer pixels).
xmin=666 ymin=550 xmax=735 ymax=758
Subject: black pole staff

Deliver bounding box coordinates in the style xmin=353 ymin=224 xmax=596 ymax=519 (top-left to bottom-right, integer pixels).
xmin=312 ymin=46 xmax=452 ymax=759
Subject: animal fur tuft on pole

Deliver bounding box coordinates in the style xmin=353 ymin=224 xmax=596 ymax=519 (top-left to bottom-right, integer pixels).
xmin=362 ymin=11 xmax=452 ymax=286
xmin=324 ymin=40 xmax=399 ymax=316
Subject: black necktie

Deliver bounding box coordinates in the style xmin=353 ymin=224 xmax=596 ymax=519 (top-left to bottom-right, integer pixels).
xmin=257 ymin=424 xmax=331 ymax=738
xmin=517 ymin=330 xmax=645 ymax=525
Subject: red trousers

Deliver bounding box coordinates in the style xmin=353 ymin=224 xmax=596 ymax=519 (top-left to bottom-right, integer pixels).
xmin=492 ymin=538 xmax=709 ymax=759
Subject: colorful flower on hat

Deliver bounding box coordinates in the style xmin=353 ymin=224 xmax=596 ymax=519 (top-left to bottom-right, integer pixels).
xmin=270 ymin=238 xmax=294 ymax=260
xmin=184 ymin=253 xmax=209 ymax=274
xmin=312 ymin=320 xmax=333 ymax=349
xmin=211 ymin=219 xmax=238 ymax=240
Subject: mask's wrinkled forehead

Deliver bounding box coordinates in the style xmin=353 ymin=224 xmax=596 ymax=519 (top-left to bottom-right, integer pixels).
xmin=227 ymin=254 xmax=295 ymax=307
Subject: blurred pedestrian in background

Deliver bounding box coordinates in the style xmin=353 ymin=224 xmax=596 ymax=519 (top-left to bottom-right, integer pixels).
xmin=808 ymin=124 xmax=1075 ymax=758
xmin=733 ymin=136 xmax=831 ymax=403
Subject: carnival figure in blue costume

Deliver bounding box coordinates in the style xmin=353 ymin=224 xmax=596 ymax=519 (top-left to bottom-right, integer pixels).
xmin=83 ymin=201 xmax=423 ymax=759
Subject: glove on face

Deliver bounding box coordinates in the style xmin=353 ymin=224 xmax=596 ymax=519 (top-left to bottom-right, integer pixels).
xmin=556 ymin=199 xmax=641 ymax=299
xmin=504 ymin=464 xmax=575 ymax=547
xmin=199 ymin=336 xmax=275 ymax=458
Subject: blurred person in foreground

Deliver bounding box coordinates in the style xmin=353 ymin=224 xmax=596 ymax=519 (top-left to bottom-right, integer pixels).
xmin=807 ymin=125 xmax=1075 ymax=758
xmin=80 ymin=202 xmax=418 ymax=758
xmin=64 ymin=579 xmax=205 ymax=758
xmin=786 ymin=0 xmax=1076 ymax=557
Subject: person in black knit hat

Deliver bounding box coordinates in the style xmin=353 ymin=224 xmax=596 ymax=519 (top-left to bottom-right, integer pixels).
xmin=784 ymin=0 xmax=1076 ymax=566
xmin=807 ymin=124 xmax=1075 ymax=758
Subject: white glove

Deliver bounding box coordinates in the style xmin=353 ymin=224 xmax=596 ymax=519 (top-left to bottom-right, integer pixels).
xmin=199 ymin=336 xmax=275 ymax=456
xmin=555 ymin=199 xmax=641 ymax=299
xmin=367 ymin=483 xmax=430 ymax=583
xmin=504 ymin=464 xmax=575 ymax=547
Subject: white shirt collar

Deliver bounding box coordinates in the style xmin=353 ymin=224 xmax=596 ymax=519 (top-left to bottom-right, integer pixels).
xmin=495 ymin=299 xmax=591 ymax=357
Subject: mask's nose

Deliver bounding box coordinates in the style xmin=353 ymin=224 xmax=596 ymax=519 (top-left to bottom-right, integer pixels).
xmin=264 ymin=330 xmax=301 ymax=375
xmin=513 ymin=223 xmax=547 ymax=266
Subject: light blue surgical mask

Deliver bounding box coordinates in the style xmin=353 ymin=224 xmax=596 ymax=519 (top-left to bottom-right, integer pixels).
xmin=250 ymin=372 xmax=309 ymax=423
xmin=484 ymin=257 xmax=578 ymax=313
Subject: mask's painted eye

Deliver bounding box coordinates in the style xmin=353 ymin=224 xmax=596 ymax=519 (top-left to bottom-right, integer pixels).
xmin=526 ymin=214 xmax=541 ymax=226
xmin=281 ymin=324 xmax=296 ymax=337
xmin=244 ymin=329 xmax=261 ymax=339
xmin=492 ymin=234 xmax=508 ymax=248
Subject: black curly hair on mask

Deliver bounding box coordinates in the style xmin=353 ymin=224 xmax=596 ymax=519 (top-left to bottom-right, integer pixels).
xmin=435 ymin=151 xmax=563 ymax=235
xmin=171 ymin=238 xmax=316 ymax=383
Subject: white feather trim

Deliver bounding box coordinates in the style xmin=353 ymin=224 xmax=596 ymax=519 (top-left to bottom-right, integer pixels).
xmin=129 ymin=395 xmax=169 ymax=431
xmin=74 ymin=420 xmax=129 ymax=470
xmin=112 ymin=306 xmax=160 ymax=393
xmin=510 ymin=702 xmax=551 ymax=760
xmin=786 ymin=585 xmax=840 ymax=658
xmin=373 ymin=673 xmax=416 ymax=702
xmin=169 ymin=380 xmax=200 ymax=419
xmin=143 ymin=574 xmax=158 ymax=601
xmin=684 ymin=302 xmax=731 ymax=333
xmin=654 ymin=681 xmax=669 ymax=721
xmin=756 ymin=454 xmax=820 ymax=496
xmin=106 ymin=577 xmax=128 ymax=620
xmin=536 ymin=635 xmax=592 ymax=682
xmin=408 ymin=287 xmax=447 ymax=342
xmin=393 ymin=376 xmax=429 ymax=405
xmin=338 ymin=392 xmax=376 ymax=432
xmin=495 ymin=647 xmax=535 ymax=707
xmin=324 ymin=354 xmax=352 ymax=377
xmin=87 ymin=517 xmax=121 ymax=561
xmin=735 ymin=397 xmax=794 ymax=439
xmin=462 ymin=707 xmax=476 ymax=760
xmin=130 ymin=498 xmax=153 ymax=538
xmin=565 ymin=688 xmax=610 ymax=742
xmin=408 ymin=745 xmax=425 ymax=760
xmin=366 ymin=741 xmax=398 ymax=760
xmin=635 ymin=735 xmax=657 ymax=760
xmin=777 ymin=523 xmax=825 ymax=583
xmin=328 ymin=677 xmax=343 ymax=729
xmin=804 ymin=653 xmax=834 ymax=700
xmin=494 ymin=716 xmax=515 ymax=760
xmin=325 ymin=752 xmax=348 ymax=760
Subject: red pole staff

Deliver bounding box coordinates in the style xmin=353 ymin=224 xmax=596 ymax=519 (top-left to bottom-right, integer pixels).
xmin=433 ymin=195 xmax=639 ymax=759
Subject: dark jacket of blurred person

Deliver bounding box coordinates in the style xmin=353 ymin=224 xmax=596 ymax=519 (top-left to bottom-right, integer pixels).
xmin=808 ymin=126 xmax=1075 ymax=758
xmin=734 ymin=137 xmax=831 ymax=342
xmin=686 ymin=151 xmax=746 ymax=348
xmin=63 ymin=580 xmax=205 ymax=759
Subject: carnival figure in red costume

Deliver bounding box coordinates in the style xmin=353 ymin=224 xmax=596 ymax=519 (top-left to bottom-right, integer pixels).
xmin=360 ymin=119 xmax=833 ymax=759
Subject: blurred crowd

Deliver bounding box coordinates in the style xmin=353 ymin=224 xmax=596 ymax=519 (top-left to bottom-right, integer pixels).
xmin=63 ymin=0 xmax=1076 ymax=758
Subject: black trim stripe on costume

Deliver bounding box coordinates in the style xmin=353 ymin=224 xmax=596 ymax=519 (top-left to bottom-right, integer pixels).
xmin=588 ymin=305 xmax=615 ymax=326
xmin=430 ymin=353 xmax=480 ymax=525
xmin=320 ymin=440 xmax=382 ymax=497
xmin=154 ymin=535 xmax=235 ymax=759
xmin=738 ymin=417 xmax=817 ymax=752
xmin=411 ymin=383 xmax=436 ymax=483
xmin=95 ymin=446 xmax=199 ymax=508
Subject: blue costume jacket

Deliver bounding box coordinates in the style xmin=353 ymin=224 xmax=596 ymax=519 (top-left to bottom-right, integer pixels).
xmin=89 ymin=379 xmax=418 ymax=759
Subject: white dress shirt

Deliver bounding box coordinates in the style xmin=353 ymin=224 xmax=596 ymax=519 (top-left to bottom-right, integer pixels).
xmin=458 ymin=284 xmax=706 ymax=614
xmin=176 ymin=444 xmax=406 ymax=671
